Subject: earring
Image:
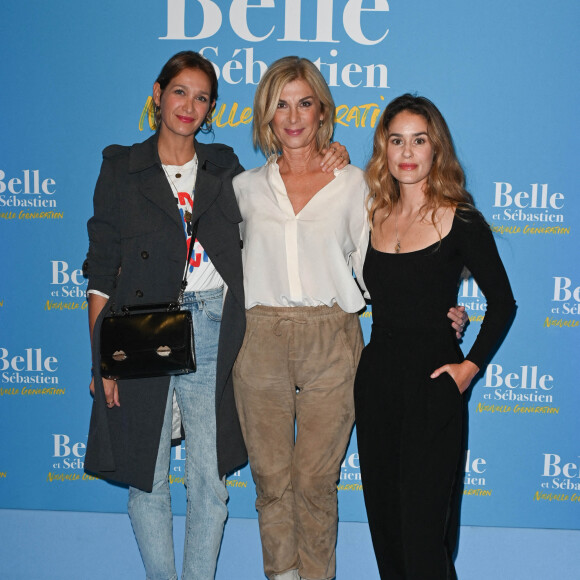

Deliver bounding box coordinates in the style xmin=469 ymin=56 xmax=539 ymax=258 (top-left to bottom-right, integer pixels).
xmin=150 ymin=103 xmax=160 ymax=130
xmin=319 ymin=119 xmax=323 ymax=128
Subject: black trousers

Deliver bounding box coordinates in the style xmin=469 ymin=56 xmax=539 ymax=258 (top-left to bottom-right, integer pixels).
xmin=354 ymin=328 xmax=464 ymax=580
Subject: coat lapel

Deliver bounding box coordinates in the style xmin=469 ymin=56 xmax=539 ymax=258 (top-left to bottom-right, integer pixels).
xmin=194 ymin=142 xmax=245 ymax=312
xmin=191 ymin=141 xmax=223 ymax=222
xmin=129 ymin=134 xmax=183 ymax=230
xmin=126 ymin=135 xmax=244 ymax=312
xmin=140 ymin=168 xmax=183 ymax=229
xmin=128 ymin=135 xmax=223 ymax=227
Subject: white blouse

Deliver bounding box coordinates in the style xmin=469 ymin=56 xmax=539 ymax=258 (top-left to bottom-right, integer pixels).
xmin=233 ymin=158 xmax=369 ymax=313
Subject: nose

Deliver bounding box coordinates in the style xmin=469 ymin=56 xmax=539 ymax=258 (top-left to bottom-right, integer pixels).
xmin=288 ymin=106 xmax=298 ymax=124
xmin=183 ymin=95 xmax=195 ymax=113
xmin=402 ymin=142 xmax=413 ymax=157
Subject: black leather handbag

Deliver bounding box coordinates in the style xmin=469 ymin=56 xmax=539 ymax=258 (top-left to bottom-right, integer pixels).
xmin=99 ymin=302 xmax=195 ymax=380
xmin=99 ymin=219 xmax=198 ymax=381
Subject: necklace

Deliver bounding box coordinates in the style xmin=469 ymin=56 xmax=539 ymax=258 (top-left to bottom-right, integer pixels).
xmin=162 ymin=156 xmax=198 ymax=224
xmin=394 ymin=203 xmax=421 ymax=254
xmin=162 ymin=155 xmax=197 ymax=182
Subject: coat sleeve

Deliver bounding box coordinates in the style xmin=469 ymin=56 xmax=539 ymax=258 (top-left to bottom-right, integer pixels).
xmin=84 ymin=147 xmax=124 ymax=296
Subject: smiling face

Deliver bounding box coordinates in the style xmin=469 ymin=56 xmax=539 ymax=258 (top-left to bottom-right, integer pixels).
xmin=153 ymin=67 xmax=215 ymax=141
xmin=386 ymin=110 xmax=435 ymax=191
xmin=269 ymin=78 xmax=324 ymax=154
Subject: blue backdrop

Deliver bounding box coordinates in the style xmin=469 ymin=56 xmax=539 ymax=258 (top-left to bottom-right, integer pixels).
xmin=1 ymin=0 xmax=579 ymax=533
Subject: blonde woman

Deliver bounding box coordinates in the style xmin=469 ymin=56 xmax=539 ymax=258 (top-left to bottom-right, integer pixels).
xmin=232 ymin=57 xmax=366 ymax=580
xmin=233 ymin=64 xmax=468 ymax=580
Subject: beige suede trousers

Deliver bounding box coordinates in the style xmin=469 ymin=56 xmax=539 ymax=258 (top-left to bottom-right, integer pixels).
xmin=233 ymin=304 xmax=364 ymax=580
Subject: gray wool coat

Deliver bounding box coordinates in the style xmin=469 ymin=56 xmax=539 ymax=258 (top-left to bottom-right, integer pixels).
xmin=84 ymin=133 xmax=247 ymax=491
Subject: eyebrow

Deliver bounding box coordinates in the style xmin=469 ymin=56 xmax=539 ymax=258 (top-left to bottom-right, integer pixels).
xmin=278 ymin=95 xmax=316 ymax=103
xmin=389 ymin=131 xmax=428 ymax=137
xmin=172 ymin=83 xmax=210 ymax=96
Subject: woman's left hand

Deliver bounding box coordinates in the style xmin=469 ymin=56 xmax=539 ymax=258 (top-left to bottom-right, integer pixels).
xmin=320 ymin=142 xmax=350 ymax=172
xmin=448 ymin=305 xmax=468 ymax=339
xmin=430 ymin=360 xmax=480 ymax=394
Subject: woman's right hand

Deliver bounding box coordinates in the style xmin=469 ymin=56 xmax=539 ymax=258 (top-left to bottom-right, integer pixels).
xmin=90 ymin=375 xmax=120 ymax=408
xmin=87 ymin=294 xmax=119 ymax=407
xmin=103 ymin=378 xmax=119 ymax=407
xmin=430 ymin=360 xmax=479 ymax=394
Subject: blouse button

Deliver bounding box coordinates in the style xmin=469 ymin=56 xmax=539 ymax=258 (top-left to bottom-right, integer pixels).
xmin=141 ymin=251 xmax=149 ymax=259
xmin=135 ymin=290 xmax=143 ymax=298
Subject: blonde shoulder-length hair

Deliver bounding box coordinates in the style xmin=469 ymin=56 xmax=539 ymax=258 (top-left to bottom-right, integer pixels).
xmin=253 ymin=56 xmax=335 ymax=157
xmin=366 ymin=94 xmax=477 ymax=228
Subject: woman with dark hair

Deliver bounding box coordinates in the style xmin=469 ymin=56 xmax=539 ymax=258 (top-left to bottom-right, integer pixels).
xmin=85 ymin=51 xmax=342 ymax=580
xmin=355 ymin=94 xmax=516 ymax=579
xmin=84 ymin=50 xmax=347 ymax=580
xmin=83 ymin=50 xmax=245 ymax=580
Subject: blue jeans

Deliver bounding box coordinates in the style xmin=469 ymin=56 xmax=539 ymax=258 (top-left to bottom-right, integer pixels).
xmin=128 ymin=288 xmax=228 ymax=580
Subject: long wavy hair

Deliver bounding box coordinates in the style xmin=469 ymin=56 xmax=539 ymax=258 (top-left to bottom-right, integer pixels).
xmin=366 ymin=94 xmax=476 ymax=228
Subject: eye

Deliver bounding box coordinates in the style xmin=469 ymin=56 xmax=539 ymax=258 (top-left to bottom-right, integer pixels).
xmin=174 ymin=89 xmax=185 ymax=95
xmin=277 ymin=102 xmax=287 ymax=109
xmin=196 ymin=95 xmax=208 ymax=102
xmin=390 ymin=138 xmax=402 ymax=146
xmin=300 ymin=100 xmax=312 ymax=107
xmin=415 ymin=137 xmax=426 ymax=145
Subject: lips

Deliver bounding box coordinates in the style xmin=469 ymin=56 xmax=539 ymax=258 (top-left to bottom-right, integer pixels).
xmin=284 ymin=128 xmax=304 ymax=136
xmin=399 ymin=163 xmax=418 ymax=170
xmin=177 ymin=115 xmax=195 ymax=124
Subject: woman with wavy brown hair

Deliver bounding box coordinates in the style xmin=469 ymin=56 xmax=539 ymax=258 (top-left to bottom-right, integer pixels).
xmin=354 ymin=94 xmax=516 ymax=579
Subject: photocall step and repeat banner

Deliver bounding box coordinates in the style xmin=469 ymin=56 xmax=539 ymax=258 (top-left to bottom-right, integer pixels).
xmin=1 ymin=1 xmax=578 ymax=531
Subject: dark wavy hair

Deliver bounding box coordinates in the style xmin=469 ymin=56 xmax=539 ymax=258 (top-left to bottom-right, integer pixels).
xmin=366 ymin=93 xmax=477 ymax=228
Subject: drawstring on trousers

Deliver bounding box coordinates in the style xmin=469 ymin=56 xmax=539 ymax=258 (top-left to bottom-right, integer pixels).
xmin=271 ymin=317 xmax=307 ymax=336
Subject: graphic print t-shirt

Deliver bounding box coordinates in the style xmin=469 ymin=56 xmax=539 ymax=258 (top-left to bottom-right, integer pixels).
xmin=163 ymin=156 xmax=224 ymax=291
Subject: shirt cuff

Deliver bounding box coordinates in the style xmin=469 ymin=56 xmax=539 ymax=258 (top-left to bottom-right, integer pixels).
xmin=87 ymin=289 xmax=109 ymax=299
